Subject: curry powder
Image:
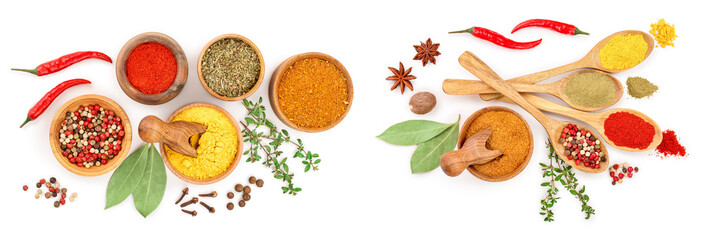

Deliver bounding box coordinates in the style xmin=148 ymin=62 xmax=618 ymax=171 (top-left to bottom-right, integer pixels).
xmin=165 ymin=107 xmax=237 ymax=179
xmin=278 ymin=58 xmax=349 ymax=128
xmin=466 ymin=111 xmax=531 ymax=177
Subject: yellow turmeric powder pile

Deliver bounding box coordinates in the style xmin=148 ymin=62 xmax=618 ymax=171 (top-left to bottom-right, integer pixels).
xmin=650 ymin=19 xmax=677 ymax=48
xmin=165 ymin=107 xmax=237 ymax=179
xmin=466 ymin=111 xmax=530 ymax=177
xmin=278 ymin=58 xmax=349 ymax=129
xmin=599 ymin=34 xmax=648 ymax=70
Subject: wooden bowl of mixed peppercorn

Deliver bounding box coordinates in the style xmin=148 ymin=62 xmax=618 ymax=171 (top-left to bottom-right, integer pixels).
xmin=49 ymin=94 xmax=132 ymax=176
xmin=197 ymin=34 xmax=265 ymax=101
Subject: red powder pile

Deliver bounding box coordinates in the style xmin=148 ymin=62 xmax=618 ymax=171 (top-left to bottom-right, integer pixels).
xmin=656 ymin=130 xmax=687 ymax=158
xmin=603 ymin=111 xmax=655 ymax=149
xmin=126 ymin=42 xmax=177 ymax=94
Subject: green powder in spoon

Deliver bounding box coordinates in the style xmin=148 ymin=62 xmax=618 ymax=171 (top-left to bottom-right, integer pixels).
xmin=564 ymin=72 xmax=616 ymax=108
xmin=626 ymin=76 xmax=658 ymax=99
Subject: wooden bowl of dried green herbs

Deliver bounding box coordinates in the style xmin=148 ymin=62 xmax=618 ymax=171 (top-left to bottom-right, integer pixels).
xmin=269 ymin=52 xmax=353 ymax=132
xmin=197 ymin=34 xmax=265 ymax=101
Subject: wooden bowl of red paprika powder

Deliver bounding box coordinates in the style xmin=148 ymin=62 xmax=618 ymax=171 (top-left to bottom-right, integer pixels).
xmin=116 ymin=32 xmax=188 ymax=105
xmin=49 ymin=94 xmax=132 ymax=176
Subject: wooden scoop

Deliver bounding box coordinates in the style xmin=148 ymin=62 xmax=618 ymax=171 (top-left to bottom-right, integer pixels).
xmin=443 ymin=69 xmax=623 ymax=111
xmin=440 ymin=128 xmax=502 ymax=177
xmin=459 ymin=51 xmax=609 ymax=173
xmin=138 ymin=115 xmax=206 ymax=158
xmin=474 ymin=30 xmax=654 ymax=101
xmin=497 ymin=93 xmax=663 ymax=152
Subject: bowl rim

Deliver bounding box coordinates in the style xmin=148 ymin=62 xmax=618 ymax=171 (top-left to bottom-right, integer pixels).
xmin=115 ymin=32 xmax=188 ymax=105
xmin=460 ymin=106 xmax=534 ymax=182
xmin=49 ymin=94 xmax=133 ymax=176
xmin=268 ymin=52 xmax=354 ymax=133
xmin=159 ymin=103 xmax=243 ymax=185
xmin=197 ymin=34 xmax=266 ymax=101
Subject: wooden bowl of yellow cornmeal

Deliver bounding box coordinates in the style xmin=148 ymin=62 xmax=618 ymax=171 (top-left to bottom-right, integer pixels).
xmin=160 ymin=103 xmax=242 ymax=184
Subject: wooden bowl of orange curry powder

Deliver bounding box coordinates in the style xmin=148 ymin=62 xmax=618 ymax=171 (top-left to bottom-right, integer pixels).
xmin=269 ymin=52 xmax=353 ymax=132
xmin=459 ymin=106 xmax=534 ymax=182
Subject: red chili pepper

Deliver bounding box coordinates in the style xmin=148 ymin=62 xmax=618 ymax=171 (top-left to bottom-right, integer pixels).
xmin=449 ymin=26 xmax=542 ymax=49
xmin=12 ymin=51 xmax=112 ymax=76
xmin=511 ymin=19 xmax=589 ymax=35
xmin=20 ymin=79 xmax=91 ymax=128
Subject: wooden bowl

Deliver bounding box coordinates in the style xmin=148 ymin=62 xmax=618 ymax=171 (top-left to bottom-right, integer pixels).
xmin=116 ymin=32 xmax=188 ymax=105
xmin=159 ymin=103 xmax=243 ymax=185
xmin=49 ymin=94 xmax=133 ymax=176
xmin=197 ymin=34 xmax=265 ymax=101
xmin=269 ymin=52 xmax=354 ymax=132
xmin=459 ymin=106 xmax=534 ymax=182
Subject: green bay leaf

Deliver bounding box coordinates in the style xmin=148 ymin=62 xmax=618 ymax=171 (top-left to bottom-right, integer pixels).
xmin=377 ymin=120 xmax=454 ymax=145
xmin=105 ymin=144 xmax=149 ymax=209
xmin=410 ymin=120 xmax=460 ymax=173
xmin=133 ymin=144 xmax=167 ymax=218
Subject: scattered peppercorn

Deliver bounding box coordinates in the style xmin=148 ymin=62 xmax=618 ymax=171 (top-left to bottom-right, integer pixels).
xmin=61 ymin=188 xmax=67 ymax=194
xmin=45 ymin=192 xmax=51 ymax=199
xmin=54 ymin=201 xmax=60 ymax=208
xmin=249 ymin=176 xmax=256 ymax=184
xmin=49 ymin=177 xmax=56 ymax=183
xmin=36 ymin=182 xmax=42 ymax=188
xmin=256 ymin=179 xmax=264 ymax=188
xmin=23 ymin=185 xmax=28 ymax=191
xmin=37 ymin=189 xmax=42 ymax=194
xmin=609 ymin=162 xmax=638 ymax=185
xmin=52 ymin=192 xmax=57 ymax=197
xmin=40 ymin=179 xmax=46 ymax=184
xmin=238 ymin=200 xmax=246 ymax=207
xmin=235 ymin=184 xmax=244 ymax=192
xmin=227 ymin=202 xmax=234 ymax=210
xmin=243 ymin=186 xmax=251 ymax=194
xmin=227 ymin=192 xmax=234 ymax=199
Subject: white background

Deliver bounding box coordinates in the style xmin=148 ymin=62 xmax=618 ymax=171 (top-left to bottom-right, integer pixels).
xmin=1 ymin=0 xmax=701 ymax=239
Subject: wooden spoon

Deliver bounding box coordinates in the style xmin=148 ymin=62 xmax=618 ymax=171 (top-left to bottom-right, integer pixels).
xmin=138 ymin=115 xmax=206 ymax=158
xmin=459 ymin=51 xmax=608 ymax=173
xmin=444 ymin=69 xmax=623 ymax=111
xmin=474 ymin=30 xmax=654 ymax=101
xmin=440 ymin=128 xmax=502 ymax=177
xmin=496 ymin=93 xmax=662 ymax=152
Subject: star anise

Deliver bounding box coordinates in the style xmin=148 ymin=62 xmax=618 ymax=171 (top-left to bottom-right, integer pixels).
xmin=413 ymin=38 xmax=441 ymax=66
xmin=386 ymin=62 xmax=416 ymax=94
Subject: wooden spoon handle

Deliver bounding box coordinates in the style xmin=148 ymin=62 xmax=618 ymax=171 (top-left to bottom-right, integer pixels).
xmin=458 ymin=51 xmax=558 ymax=127
xmin=496 ymin=94 xmax=599 ymax=124
xmin=440 ymin=129 xmax=501 ymax=177
xmin=477 ymin=60 xmax=584 ymax=101
xmin=138 ymin=115 xmax=167 ymax=143
xmin=443 ymin=79 xmax=553 ymax=95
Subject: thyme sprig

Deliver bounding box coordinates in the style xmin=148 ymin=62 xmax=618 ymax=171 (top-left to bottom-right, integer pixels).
xmin=241 ymin=97 xmax=321 ymax=195
xmin=540 ymin=141 xmax=595 ymax=221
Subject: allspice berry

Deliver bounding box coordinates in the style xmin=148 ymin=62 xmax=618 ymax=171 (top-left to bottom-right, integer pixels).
xmin=409 ymin=92 xmax=436 ymax=114
xmin=227 ymin=202 xmax=234 ymax=210
xmin=227 ymin=192 xmax=235 ymax=199
xmin=243 ymin=193 xmax=251 ymax=201
xmin=256 ymin=179 xmax=264 ymax=188
xmin=238 ymin=200 xmax=246 ymax=207
xmin=243 ymin=186 xmax=251 ymax=194
xmin=235 ymin=184 xmax=244 ymax=192
xmin=248 ymin=176 xmax=256 ymax=184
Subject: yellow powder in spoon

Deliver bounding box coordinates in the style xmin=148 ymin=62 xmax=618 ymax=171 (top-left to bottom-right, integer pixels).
xmin=599 ymin=34 xmax=648 ymax=70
